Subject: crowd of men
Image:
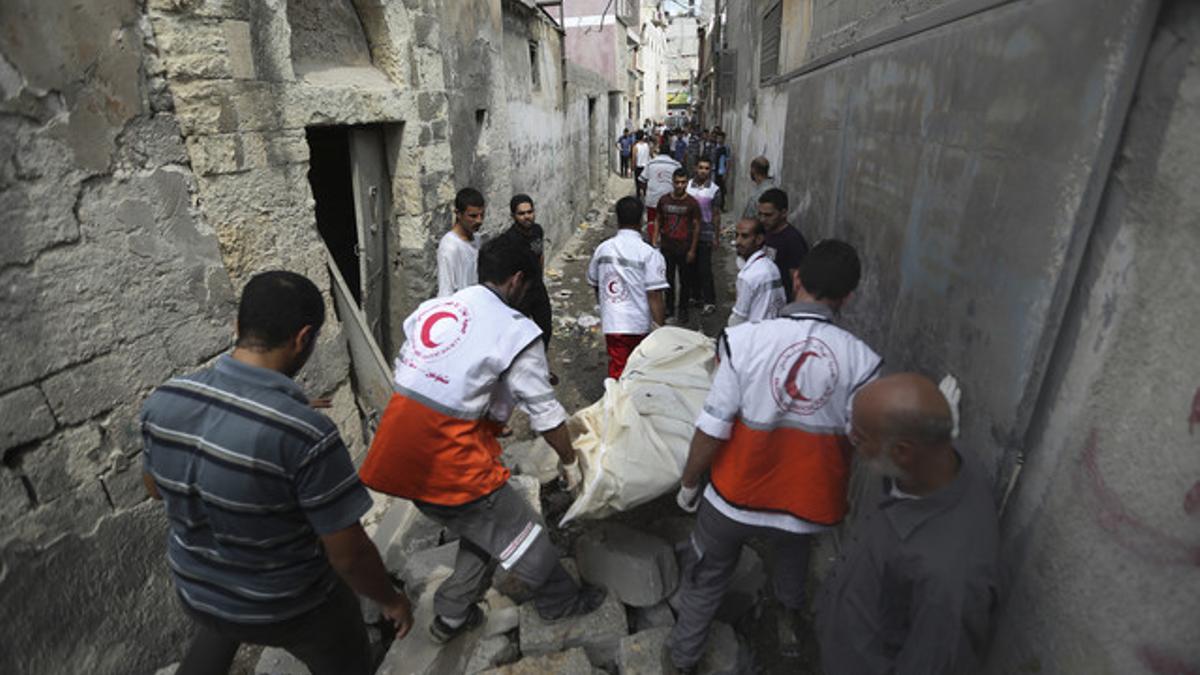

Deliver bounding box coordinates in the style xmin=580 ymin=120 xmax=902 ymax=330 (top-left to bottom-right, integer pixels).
xmin=139 ymin=148 xmax=1000 ymax=675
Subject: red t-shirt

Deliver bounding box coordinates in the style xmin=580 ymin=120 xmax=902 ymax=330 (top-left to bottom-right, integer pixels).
xmin=656 ymin=193 xmax=701 ymax=256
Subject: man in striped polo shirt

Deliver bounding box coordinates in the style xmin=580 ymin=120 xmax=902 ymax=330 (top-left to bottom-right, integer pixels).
xmin=141 ymin=271 xmax=413 ymax=675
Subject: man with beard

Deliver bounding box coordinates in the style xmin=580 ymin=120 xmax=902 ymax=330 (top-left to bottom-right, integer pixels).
xmin=817 ymin=373 xmax=1000 ymax=675
xmin=141 ymin=271 xmax=414 ymax=675
xmin=727 ymin=217 xmax=784 ymax=326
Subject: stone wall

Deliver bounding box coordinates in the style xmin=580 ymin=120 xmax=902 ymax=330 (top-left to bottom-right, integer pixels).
xmin=0 ymin=1 xmax=231 ymax=672
xmin=1 ymin=0 xmax=615 ymax=672
xmin=721 ymin=0 xmax=1199 ymax=670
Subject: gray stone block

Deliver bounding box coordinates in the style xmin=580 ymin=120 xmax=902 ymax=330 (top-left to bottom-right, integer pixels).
xmin=399 ymin=540 xmax=458 ymax=597
xmin=480 ymin=647 xmax=593 ymax=675
xmin=465 ymin=634 xmax=518 ymax=674
xmin=0 ymin=469 xmax=32 ymax=528
xmin=518 ymin=592 xmax=629 ymax=667
xmin=574 ymin=523 xmax=678 ymax=607
xmin=616 ymin=622 xmax=741 ymax=675
xmin=0 ymin=386 xmax=57 ymax=452
xmin=21 ymin=424 xmax=105 ymax=504
xmin=631 ymin=602 xmax=675 ymax=632
xmin=254 ymin=647 xmax=307 ymax=674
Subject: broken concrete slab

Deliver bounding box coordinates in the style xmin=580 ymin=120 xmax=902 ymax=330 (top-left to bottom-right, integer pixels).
xmin=374 ymin=565 xmax=461 ymax=675
xmin=500 ymin=439 xmax=559 ymax=483
xmin=518 ymin=592 xmax=629 ymax=667
xmin=464 ymin=634 xmax=518 ymax=674
xmin=631 ymin=601 xmax=675 ymax=632
xmin=399 ymin=540 xmax=458 ymax=597
xmin=479 ymin=647 xmax=593 ymax=675
xmin=508 ymin=474 xmax=542 ymax=518
xmin=254 ymin=647 xmax=307 ymax=674
xmin=574 ymin=523 xmax=678 ymax=607
xmin=616 ymin=622 xmax=743 ymax=675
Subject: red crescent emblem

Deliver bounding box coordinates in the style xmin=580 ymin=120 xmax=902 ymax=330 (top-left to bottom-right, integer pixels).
xmin=420 ymin=311 xmax=457 ymax=349
xmin=607 ymin=279 xmax=619 ymax=294
xmin=784 ymin=351 xmax=820 ymax=400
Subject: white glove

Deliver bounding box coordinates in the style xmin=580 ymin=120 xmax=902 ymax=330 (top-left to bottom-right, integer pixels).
xmin=676 ymin=483 xmax=701 ymax=513
xmin=559 ymin=458 xmax=583 ymax=493
xmin=938 ymin=374 xmax=961 ymax=439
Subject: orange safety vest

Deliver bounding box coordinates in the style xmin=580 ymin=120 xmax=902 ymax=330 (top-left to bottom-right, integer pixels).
xmin=358 ymin=286 xmax=542 ymax=506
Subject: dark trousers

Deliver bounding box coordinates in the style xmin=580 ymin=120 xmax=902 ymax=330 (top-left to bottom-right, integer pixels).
xmin=619 ymin=155 xmax=630 ymax=177
xmin=517 ymin=284 xmax=553 ymax=349
xmin=693 ymin=243 xmax=716 ymax=305
xmin=663 ymin=249 xmax=694 ymax=314
xmin=668 ymin=499 xmax=813 ymax=668
xmin=178 ymin=580 xmax=371 ymax=675
xmin=416 ymin=483 xmax=581 ymax=621
xmin=634 ymin=167 xmax=645 ymax=200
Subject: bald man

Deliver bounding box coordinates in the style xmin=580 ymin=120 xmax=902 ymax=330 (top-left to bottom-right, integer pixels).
xmin=816 ymin=373 xmax=1000 ymax=675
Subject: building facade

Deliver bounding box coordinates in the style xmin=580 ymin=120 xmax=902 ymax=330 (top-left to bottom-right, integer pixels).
xmin=0 ymin=0 xmax=612 ymax=672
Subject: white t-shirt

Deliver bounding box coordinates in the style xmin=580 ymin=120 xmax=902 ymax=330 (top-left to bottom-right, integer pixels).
xmin=634 ymin=141 xmax=651 ymax=168
xmin=640 ymin=156 xmax=682 ymax=210
xmin=587 ymin=229 xmax=669 ymax=335
xmin=729 ymin=249 xmax=785 ymax=326
xmin=436 ymin=230 xmax=479 ymax=297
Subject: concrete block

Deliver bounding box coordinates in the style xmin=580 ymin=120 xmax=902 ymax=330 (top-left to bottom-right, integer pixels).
xmin=399 ymin=540 xmax=458 ymax=597
xmin=574 ymin=523 xmax=678 ymax=607
xmin=464 ymin=634 xmax=518 ymax=674
xmin=254 ymin=647 xmax=306 ymax=674
xmin=40 ymin=342 xmax=172 ymax=426
xmin=480 ymin=647 xmax=593 ymax=675
xmin=152 ymin=17 xmax=233 ymax=80
xmin=500 ymin=439 xmax=559 ymax=483
xmin=101 ymin=455 xmax=151 ymax=509
xmin=418 ymin=92 xmax=445 ymax=122
xmin=518 ymin=592 xmax=628 ymax=667
xmin=0 ymin=468 xmax=32 ymax=529
xmin=631 ymin=602 xmax=675 ymax=632
xmin=0 ymin=171 xmax=81 ymax=267
xmin=616 ymin=623 xmax=741 ymax=675
xmin=0 ymin=386 xmax=57 ymax=452
xmin=224 ymin=20 xmax=256 ymax=79
xmin=20 ymin=424 xmax=106 ymax=504
xmin=113 ymin=114 xmax=191 ymax=169
xmin=508 ymin=474 xmax=542 ymax=518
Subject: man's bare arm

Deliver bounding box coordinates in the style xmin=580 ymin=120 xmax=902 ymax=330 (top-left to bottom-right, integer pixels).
xmin=648 ymin=290 xmax=666 ymax=327
xmin=321 ymin=523 xmax=414 ymax=638
xmin=142 ymin=472 xmax=162 ymax=500
xmin=681 ymin=429 xmax=724 ymax=488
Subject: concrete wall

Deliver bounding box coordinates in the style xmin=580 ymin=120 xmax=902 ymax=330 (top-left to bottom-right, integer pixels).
xmin=640 ymin=9 xmax=669 ymax=122
xmin=721 ymin=0 xmax=1199 ymax=670
xmin=0 ymin=0 xmax=614 ymax=672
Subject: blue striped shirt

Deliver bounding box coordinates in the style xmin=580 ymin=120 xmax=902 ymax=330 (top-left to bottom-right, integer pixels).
xmin=141 ymin=354 xmax=372 ymax=623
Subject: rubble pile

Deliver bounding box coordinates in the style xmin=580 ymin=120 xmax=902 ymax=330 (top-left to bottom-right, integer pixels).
xmin=253 ymin=477 xmax=764 ymax=675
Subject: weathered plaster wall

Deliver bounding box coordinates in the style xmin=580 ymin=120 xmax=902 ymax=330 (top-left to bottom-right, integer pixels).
xmin=723 ymin=0 xmax=1199 ymax=670
xmin=989 ymin=3 xmax=1200 ymax=671
xmin=0 ymin=1 xmax=231 ymax=672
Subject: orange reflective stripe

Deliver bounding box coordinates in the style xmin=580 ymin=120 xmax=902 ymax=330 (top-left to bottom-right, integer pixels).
xmin=359 ymin=393 xmax=510 ymax=505
xmin=710 ymin=420 xmax=852 ymax=525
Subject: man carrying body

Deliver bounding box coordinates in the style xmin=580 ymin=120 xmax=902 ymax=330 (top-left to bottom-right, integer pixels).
xmin=668 ymin=240 xmax=882 ymax=673
xmin=758 ymin=188 xmax=809 ymax=303
xmin=588 ymin=196 xmax=669 ymax=379
xmin=654 ymin=168 xmax=702 ymax=324
xmin=639 ymin=149 xmax=683 ymax=243
xmin=498 ymin=194 xmax=553 ymax=352
xmin=741 ymin=156 xmax=777 ymax=220
xmin=141 ymin=271 xmax=413 ymax=675
xmin=727 ymin=218 xmax=784 ymax=326
xmin=360 ymin=237 xmax=605 ymax=643
xmin=817 ymin=373 xmax=1000 ymax=674
xmin=437 ymin=187 xmax=486 ymax=297
xmin=686 ymin=158 xmax=723 ymax=316
xmin=633 ymin=131 xmax=652 ymax=201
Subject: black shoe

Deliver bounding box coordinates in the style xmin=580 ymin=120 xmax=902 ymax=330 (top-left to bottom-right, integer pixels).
xmin=539 ymin=584 xmax=607 ymax=622
xmin=429 ymin=603 xmax=485 ymax=644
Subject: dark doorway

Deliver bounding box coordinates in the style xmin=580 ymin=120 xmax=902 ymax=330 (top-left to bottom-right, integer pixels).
xmin=306 ymin=126 xmax=361 ymax=304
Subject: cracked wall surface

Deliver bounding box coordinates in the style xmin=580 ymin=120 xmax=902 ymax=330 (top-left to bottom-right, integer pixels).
xmin=723 ymin=0 xmax=1198 ymax=671
xmin=1 ymin=1 xmax=615 ymax=672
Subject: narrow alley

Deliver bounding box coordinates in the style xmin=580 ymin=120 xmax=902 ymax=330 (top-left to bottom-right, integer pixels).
xmin=3 ymin=1 xmax=1199 ymax=675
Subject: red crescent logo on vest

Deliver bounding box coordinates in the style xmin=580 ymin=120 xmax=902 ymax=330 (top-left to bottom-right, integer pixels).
xmin=770 ymin=337 xmax=839 ymax=414
xmin=602 ymin=273 xmax=631 ymax=303
xmin=783 ymin=351 xmax=820 ymax=401
xmin=420 ymin=311 xmax=457 ymax=349
xmin=410 ymin=301 xmax=470 ymax=360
